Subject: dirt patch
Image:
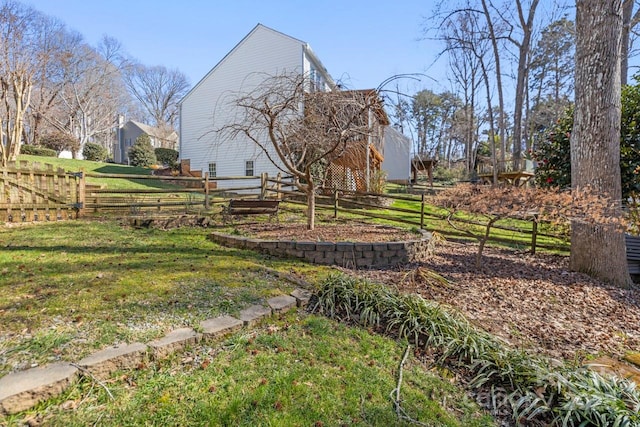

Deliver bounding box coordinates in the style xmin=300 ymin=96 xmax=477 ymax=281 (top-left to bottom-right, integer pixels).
xmin=232 ymin=222 xmax=420 ymax=242
xmin=346 ymin=241 xmax=640 ymax=361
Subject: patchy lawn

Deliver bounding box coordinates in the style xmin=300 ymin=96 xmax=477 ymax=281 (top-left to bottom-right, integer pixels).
xmin=6 ymin=314 xmax=493 ymax=427
xmin=0 ymin=220 xmax=321 ymax=377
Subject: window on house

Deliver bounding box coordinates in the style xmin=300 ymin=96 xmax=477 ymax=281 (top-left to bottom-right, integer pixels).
xmin=310 ymin=66 xmax=317 ymax=92
xmin=208 ymin=162 xmax=217 ymax=177
xmin=245 ymin=160 xmax=254 ymax=176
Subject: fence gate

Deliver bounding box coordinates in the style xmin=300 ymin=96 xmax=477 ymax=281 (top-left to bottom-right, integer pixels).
xmin=0 ymin=161 xmax=82 ymax=222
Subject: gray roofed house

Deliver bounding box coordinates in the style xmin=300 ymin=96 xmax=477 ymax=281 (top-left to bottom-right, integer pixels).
xmin=115 ymin=119 xmax=179 ymax=164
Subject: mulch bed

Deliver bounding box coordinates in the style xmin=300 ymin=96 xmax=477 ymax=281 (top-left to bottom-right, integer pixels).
xmin=224 ymin=221 xmax=640 ymax=361
xmin=347 ymin=240 xmax=640 ymax=361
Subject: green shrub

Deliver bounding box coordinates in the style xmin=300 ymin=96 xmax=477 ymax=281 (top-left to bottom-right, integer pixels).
xmin=82 ymin=142 xmax=108 ymax=162
xmin=20 ymin=145 xmax=57 ymax=157
xmin=128 ymin=134 xmax=157 ymax=168
xmin=534 ymin=77 xmax=640 ymax=199
xmin=39 ymin=132 xmax=80 ymax=155
xmin=154 ymin=147 xmax=179 ymax=167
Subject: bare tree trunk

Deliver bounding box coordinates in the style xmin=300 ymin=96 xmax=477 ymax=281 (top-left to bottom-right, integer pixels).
xmin=481 ymin=0 xmax=507 ymax=170
xmin=306 ymin=184 xmax=316 ymax=231
xmin=570 ymin=0 xmax=632 ymax=288
xmin=622 ymin=0 xmax=634 ymax=86
xmin=512 ymin=0 xmax=539 ymax=170
xmin=479 ymin=58 xmax=498 ymax=185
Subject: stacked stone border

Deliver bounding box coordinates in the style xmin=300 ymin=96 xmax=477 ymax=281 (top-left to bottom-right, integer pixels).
xmin=209 ymin=230 xmax=433 ymax=268
xmin=0 ymin=289 xmax=312 ymax=415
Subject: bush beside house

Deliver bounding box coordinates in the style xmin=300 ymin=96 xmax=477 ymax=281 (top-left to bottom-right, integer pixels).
xmin=82 ymin=142 xmax=109 ymax=162
xmin=154 ymin=148 xmax=179 ymax=167
xmin=129 ymin=134 xmax=157 ymax=168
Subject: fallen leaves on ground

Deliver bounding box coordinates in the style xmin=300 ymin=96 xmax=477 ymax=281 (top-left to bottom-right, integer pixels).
xmin=349 ymin=241 xmax=640 ymax=361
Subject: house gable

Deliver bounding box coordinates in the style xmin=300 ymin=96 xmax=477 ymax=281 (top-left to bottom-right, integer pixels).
xmin=180 ymin=24 xmax=332 ymax=182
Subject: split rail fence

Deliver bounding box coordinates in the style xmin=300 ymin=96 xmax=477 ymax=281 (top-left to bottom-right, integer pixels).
xmin=1 ymin=162 xmax=569 ymax=253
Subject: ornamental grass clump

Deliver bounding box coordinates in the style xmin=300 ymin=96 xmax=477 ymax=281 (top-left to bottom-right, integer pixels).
xmin=312 ymin=273 xmax=395 ymax=327
xmin=313 ymin=273 xmax=640 ymax=426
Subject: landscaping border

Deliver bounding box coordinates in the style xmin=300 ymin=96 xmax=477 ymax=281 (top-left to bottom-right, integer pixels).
xmin=208 ymin=230 xmax=433 ymax=268
xmin=0 ymin=290 xmax=310 ymax=415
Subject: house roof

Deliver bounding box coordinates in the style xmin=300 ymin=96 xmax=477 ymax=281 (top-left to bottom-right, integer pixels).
xmin=129 ymin=120 xmax=178 ymax=142
xmin=179 ymin=23 xmax=335 ymax=105
xmin=384 ymin=126 xmax=411 ymax=147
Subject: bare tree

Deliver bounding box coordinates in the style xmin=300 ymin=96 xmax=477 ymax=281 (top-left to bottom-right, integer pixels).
xmin=27 ymin=23 xmax=83 ymax=146
xmin=445 ymin=13 xmax=483 ymax=175
xmin=570 ymin=0 xmax=632 ymax=288
xmin=123 ymin=63 xmax=190 ymax=130
xmin=438 ymin=6 xmax=499 ymax=183
xmin=510 ymin=0 xmax=540 ymax=169
xmin=0 ymin=0 xmax=40 ymax=166
xmin=480 ymin=0 xmax=509 ymax=170
xmin=220 ymin=72 xmax=384 ymax=230
xmin=49 ymin=39 xmax=126 ymax=155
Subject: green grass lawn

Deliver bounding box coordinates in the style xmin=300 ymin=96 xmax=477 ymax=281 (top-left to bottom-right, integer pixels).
xmin=13 ymin=154 xmax=568 ymax=252
xmin=17 ymin=154 xmax=184 ymax=191
xmin=0 ymin=220 xmax=495 ymax=425
xmin=4 ymin=314 xmax=493 ymax=427
xmin=0 ymin=220 xmax=322 ymax=375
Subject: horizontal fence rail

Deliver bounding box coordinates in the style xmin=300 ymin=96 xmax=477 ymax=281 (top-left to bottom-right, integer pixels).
xmin=1 ymin=164 xmax=568 ymax=252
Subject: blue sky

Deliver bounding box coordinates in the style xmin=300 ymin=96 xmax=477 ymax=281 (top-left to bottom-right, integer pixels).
xmin=25 ymin=0 xmax=443 ymax=93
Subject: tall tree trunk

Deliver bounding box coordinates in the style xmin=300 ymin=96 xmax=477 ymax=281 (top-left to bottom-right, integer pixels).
xmin=306 ymin=187 xmax=316 ymax=231
xmin=481 ymin=0 xmax=507 ymax=171
xmin=479 ymin=58 xmax=498 ymax=185
xmin=621 ymin=0 xmax=634 ymax=86
xmin=571 ymin=0 xmax=632 ymax=288
xmin=512 ymin=0 xmax=539 ymax=170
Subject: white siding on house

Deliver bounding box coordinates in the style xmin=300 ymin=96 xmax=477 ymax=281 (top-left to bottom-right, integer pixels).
xmin=180 ymin=24 xmax=315 ymax=190
xmin=382 ymin=127 xmax=412 ymax=183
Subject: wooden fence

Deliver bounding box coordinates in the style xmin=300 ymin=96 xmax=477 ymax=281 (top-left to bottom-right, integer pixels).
xmin=0 ymin=161 xmax=83 ymax=222
xmin=1 ymin=163 xmax=568 ymax=253
xmin=263 ymin=176 xmax=569 ymax=253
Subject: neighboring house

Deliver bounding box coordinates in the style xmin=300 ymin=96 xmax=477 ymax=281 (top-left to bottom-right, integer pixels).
xmin=381 ymin=126 xmax=412 ymax=184
xmin=115 ymin=119 xmax=178 ymax=164
xmin=179 ymin=23 xmax=398 ymax=192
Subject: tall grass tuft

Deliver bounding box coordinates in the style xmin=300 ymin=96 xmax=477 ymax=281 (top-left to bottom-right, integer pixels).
xmin=313 ymin=273 xmax=640 ymax=426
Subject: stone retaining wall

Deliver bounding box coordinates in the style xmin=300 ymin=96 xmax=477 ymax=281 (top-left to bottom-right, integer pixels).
xmin=209 ymin=230 xmax=432 ymax=268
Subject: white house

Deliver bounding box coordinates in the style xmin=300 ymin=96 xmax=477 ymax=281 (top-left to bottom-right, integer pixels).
xmin=381 ymin=126 xmax=412 ymax=183
xmin=179 ymin=24 xmax=334 ymax=188
xmin=179 ymin=23 xmax=411 ymax=192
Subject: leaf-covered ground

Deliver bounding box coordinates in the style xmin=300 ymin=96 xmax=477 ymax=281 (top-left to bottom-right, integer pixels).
xmin=351 ymin=241 xmax=640 ymax=361
xmin=237 ymin=222 xmax=640 ymax=360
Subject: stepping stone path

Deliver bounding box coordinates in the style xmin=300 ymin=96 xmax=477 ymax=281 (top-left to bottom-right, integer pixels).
xmin=0 ymin=289 xmax=310 ymax=415
xmin=76 ymin=342 xmax=147 ymax=380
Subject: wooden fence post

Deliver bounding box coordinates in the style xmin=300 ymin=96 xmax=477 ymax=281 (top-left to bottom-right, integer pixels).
xmin=260 ymin=172 xmax=267 ymax=199
xmin=334 ymin=188 xmax=339 ymax=219
xmin=276 ymin=173 xmax=282 ymax=200
xmin=531 ymin=214 xmax=539 ymax=254
xmin=204 ymin=172 xmax=211 ymax=210
xmin=420 ymin=193 xmax=425 ymax=229
xmin=76 ymin=170 xmax=85 ymax=218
